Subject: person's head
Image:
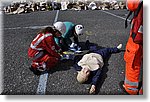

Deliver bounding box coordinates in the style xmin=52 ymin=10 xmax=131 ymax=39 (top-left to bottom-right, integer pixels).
xmin=77 ymin=67 xmax=90 ymax=83
xmin=38 ymin=26 xmax=62 ymax=37
xmin=53 ymin=21 xmax=66 ymax=35
xmin=75 ymin=25 xmax=84 ymax=36
xmin=39 ymin=26 xmax=55 ymax=34
xmin=53 ymin=29 xmax=62 ymax=38
xmin=126 ymin=0 xmax=142 ymax=11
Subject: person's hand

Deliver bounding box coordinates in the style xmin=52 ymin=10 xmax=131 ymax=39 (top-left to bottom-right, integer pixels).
xmin=60 ymin=39 xmax=63 ymax=44
xmin=59 ymin=38 xmax=63 ymax=44
xmin=89 ymin=85 xmax=96 ymax=94
xmin=59 ymin=49 xmax=63 ymax=55
xmin=60 ymin=54 xmax=64 ymax=61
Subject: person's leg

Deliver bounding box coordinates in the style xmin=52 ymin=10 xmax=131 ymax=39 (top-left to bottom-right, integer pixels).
xmin=73 ymin=55 xmax=83 ymax=71
xmin=46 ymin=56 xmax=59 ymax=70
xmin=138 ymin=85 xmax=143 ymax=95
xmin=30 ymin=61 xmax=43 ymax=75
xmin=30 ymin=53 xmax=59 ymax=75
xmin=93 ymin=44 xmax=122 ymax=59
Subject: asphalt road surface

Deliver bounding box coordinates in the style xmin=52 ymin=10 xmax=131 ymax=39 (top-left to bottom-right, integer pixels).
xmin=2 ymin=9 xmax=131 ymax=95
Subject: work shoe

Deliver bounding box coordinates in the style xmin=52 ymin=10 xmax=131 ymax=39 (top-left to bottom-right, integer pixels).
xmin=117 ymin=44 xmax=122 ymax=50
xmin=119 ymin=81 xmax=129 ymax=95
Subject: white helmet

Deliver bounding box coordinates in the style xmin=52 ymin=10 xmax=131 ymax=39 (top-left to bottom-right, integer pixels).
xmin=75 ymin=25 xmax=84 ymax=36
xmin=53 ymin=22 xmax=66 ymax=34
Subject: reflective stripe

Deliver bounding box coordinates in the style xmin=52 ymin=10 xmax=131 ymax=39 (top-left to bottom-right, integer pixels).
xmin=125 ymin=77 xmax=139 ymax=87
xmin=138 ymin=25 xmax=143 ymax=33
xmin=128 ymin=87 xmax=138 ymax=91
xmin=130 ymin=22 xmax=143 ymax=34
xmin=30 ymin=33 xmax=52 ymax=50
xmin=33 ymin=51 xmax=44 ymax=60
xmin=130 ymin=22 xmax=133 ymax=29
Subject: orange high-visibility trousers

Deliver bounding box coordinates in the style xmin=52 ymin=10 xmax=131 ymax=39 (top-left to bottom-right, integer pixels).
xmin=124 ymin=36 xmax=143 ymax=95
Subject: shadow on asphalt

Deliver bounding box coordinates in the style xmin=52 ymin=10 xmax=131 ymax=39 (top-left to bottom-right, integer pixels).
xmin=48 ymin=60 xmax=74 ymax=74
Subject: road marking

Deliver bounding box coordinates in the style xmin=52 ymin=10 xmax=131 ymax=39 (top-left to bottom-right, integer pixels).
xmin=3 ymin=10 xmax=60 ymax=30
xmin=36 ymin=73 xmax=49 ymax=95
xmin=36 ymin=10 xmax=59 ymax=95
xmin=3 ymin=25 xmax=51 ymax=30
xmin=101 ymin=10 xmax=131 ymax=22
xmin=54 ymin=10 xmax=59 ymax=23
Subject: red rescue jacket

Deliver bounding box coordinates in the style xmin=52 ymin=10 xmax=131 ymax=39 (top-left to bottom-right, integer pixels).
xmin=28 ymin=32 xmax=61 ymax=59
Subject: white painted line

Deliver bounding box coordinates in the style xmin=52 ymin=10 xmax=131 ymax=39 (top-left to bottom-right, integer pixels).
xmin=36 ymin=10 xmax=59 ymax=95
xmin=3 ymin=25 xmax=51 ymax=30
xmin=101 ymin=10 xmax=131 ymax=22
xmin=3 ymin=10 xmax=60 ymax=30
xmin=54 ymin=10 xmax=59 ymax=23
xmin=36 ymin=73 xmax=49 ymax=95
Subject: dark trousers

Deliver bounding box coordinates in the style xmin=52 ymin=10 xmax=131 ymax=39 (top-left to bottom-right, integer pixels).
xmin=74 ymin=45 xmax=120 ymax=71
xmin=91 ymin=47 xmax=120 ymax=59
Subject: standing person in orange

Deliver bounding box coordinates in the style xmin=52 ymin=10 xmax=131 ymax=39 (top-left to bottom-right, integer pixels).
xmin=28 ymin=27 xmax=63 ymax=75
xmin=120 ymin=0 xmax=143 ymax=95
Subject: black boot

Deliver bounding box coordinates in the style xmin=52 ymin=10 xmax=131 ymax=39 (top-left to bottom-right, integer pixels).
xmin=29 ymin=66 xmax=42 ymax=76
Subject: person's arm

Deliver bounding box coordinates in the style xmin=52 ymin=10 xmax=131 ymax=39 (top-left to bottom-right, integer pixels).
xmin=91 ymin=69 xmax=102 ymax=85
xmin=73 ymin=35 xmax=79 ymax=46
xmin=73 ymin=55 xmax=83 ymax=71
xmin=73 ymin=63 xmax=82 ymax=72
xmin=44 ymin=36 xmax=61 ymax=59
xmin=54 ymin=37 xmax=63 ymax=54
xmin=89 ymin=69 xmax=102 ymax=94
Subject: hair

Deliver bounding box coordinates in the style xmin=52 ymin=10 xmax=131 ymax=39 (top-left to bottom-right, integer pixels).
xmin=38 ymin=26 xmax=57 ymax=34
xmin=77 ymin=71 xmax=89 ymax=83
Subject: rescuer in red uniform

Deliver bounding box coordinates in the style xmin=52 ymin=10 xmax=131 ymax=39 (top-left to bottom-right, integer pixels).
xmin=28 ymin=27 xmax=63 ymax=75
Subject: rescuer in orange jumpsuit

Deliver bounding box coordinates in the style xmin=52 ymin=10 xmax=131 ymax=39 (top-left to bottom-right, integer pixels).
xmin=120 ymin=0 xmax=143 ymax=95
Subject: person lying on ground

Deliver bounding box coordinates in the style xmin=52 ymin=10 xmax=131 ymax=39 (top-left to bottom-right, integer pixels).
xmin=73 ymin=42 xmax=122 ymax=94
